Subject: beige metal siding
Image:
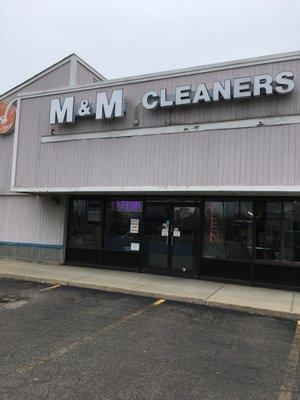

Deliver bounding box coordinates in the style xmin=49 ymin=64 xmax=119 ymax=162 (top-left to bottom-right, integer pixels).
xmin=0 ymin=195 xmax=66 ymax=244
xmin=0 ymin=135 xmax=15 ymax=194
xmin=2 ymin=62 xmax=71 ymax=103
xmin=13 ymin=122 xmax=300 ymax=190
xmin=76 ymin=62 xmax=101 ymax=85
xmin=18 ymin=59 xmax=300 ymax=138
xmin=0 ymin=62 xmax=72 ymax=195
xmin=13 ymin=57 xmax=300 ymax=192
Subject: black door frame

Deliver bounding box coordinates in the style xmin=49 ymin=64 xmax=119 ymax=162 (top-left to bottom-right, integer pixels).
xmin=142 ymin=200 xmax=201 ymax=277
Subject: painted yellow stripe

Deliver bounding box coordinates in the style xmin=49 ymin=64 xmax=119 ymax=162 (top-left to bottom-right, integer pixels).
xmin=40 ymin=284 xmax=61 ymax=291
xmin=152 ymin=299 xmax=166 ymax=307
xmin=17 ymin=298 xmax=166 ymax=373
xmin=278 ymin=320 xmax=300 ymax=400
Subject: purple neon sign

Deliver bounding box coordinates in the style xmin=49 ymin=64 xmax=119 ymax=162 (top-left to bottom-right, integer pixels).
xmin=108 ymin=200 xmax=142 ymax=212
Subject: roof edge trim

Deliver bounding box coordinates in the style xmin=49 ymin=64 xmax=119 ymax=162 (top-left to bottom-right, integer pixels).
xmin=14 ymin=50 xmax=300 ymax=99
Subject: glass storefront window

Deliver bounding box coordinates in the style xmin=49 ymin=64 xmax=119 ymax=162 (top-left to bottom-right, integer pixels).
xmin=203 ymin=201 xmax=253 ymax=261
xmin=104 ymin=200 xmax=143 ymax=252
xmin=255 ymin=202 xmax=282 ymax=261
xmin=203 ymin=202 xmax=225 ymax=258
xmin=255 ymin=200 xmax=300 ymax=264
xmin=67 ymin=199 xmax=102 ymax=249
xmin=283 ymin=201 xmax=300 ymax=262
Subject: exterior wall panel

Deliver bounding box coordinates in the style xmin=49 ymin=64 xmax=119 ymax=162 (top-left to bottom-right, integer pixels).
xmin=76 ymin=62 xmax=101 ymax=85
xmin=17 ymin=59 xmax=300 ymax=137
xmin=0 ymin=135 xmax=15 ymax=194
xmin=0 ymin=195 xmax=66 ymax=245
xmin=14 ymin=123 xmax=300 ymax=191
xmin=2 ymin=62 xmax=71 ymax=103
xmin=0 ymin=244 xmax=62 ymax=263
xmin=0 ymin=62 xmax=72 ymax=195
xmin=13 ymin=57 xmax=300 ymax=193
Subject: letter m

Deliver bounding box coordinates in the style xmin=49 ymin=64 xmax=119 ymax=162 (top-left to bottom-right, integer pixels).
xmin=95 ymin=89 xmax=124 ymax=119
xmin=50 ymin=97 xmax=75 ymax=124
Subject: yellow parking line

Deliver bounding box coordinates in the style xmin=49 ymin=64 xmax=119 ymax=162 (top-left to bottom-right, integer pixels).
xmin=152 ymin=299 xmax=166 ymax=307
xmin=17 ymin=298 xmax=166 ymax=373
xmin=40 ymin=284 xmax=61 ymax=291
xmin=278 ymin=320 xmax=300 ymax=400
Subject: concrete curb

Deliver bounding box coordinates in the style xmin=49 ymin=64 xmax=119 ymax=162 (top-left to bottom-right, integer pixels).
xmin=206 ymin=300 xmax=300 ymax=321
xmin=1 ymin=271 xmax=299 ymax=321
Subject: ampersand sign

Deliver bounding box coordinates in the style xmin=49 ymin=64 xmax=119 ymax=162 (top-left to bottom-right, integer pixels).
xmin=78 ymin=99 xmax=92 ymax=117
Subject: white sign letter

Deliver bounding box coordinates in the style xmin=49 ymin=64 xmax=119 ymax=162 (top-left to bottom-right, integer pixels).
xmin=95 ymin=89 xmax=124 ymax=119
xmin=213 ymin=80 xmax=231 ymax=101
xmin=160 ymin=88 xmax=174 ymax=108
xmin=142 ymin=90 xmax=159 ymax=110
xmin=233 ymin=77 xmax=252 ymax=99
xmin=50 ymin=97 xmax=74 ymax=124
xmin=275 ymin=71 xmax=295 ymax=95
xmin=192 ymin=83 xmax=211 ymax=103
xmin=175 ymin=85 xmax=191 ymax=105
xmin=253 ymin=74 xmax=273 ymax=97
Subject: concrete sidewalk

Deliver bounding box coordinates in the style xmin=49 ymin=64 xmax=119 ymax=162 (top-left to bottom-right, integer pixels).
xmin=0 ymin=259 xmax=299 ymax=320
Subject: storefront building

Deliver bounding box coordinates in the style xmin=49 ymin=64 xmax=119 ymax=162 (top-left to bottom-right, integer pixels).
xmin=1 ymin=52 xmax=300 ymax=288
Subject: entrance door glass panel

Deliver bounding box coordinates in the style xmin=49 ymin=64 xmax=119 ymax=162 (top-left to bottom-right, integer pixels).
xmin=144 ymin=204 xmax=199 ymax=275
xmin=144 ymin=205 xmax=169 ymax=272
xmin=171 ymin=206 xmax=199 ymax=273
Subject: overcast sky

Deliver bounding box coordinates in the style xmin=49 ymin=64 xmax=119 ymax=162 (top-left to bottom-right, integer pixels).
xmin=1 ymin=0 xmax=300 ymax=94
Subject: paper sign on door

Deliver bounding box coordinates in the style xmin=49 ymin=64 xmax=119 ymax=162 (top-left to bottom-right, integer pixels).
xmin=131 ymin=242 xmax=140 ymax=251
xmin=173 ymin=228 xmax=181 ymax=237
xmin=130 ymin=219 xmax=139 ymax=234
xmin=161 ymin=228 xmax=168 ymax=237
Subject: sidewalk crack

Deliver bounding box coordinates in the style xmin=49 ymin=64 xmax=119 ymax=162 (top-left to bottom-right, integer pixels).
xmin=290 ymin=293 xmax=295 ymax=314
xmin=205 ymin=283 xmax=226 ymax=303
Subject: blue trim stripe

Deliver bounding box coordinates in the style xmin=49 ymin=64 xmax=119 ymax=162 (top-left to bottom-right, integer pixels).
xmin=0 ymin=241 xmax=63 ymax=249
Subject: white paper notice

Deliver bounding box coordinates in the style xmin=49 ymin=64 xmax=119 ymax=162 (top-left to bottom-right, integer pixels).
xmin=161 ymin=228 xmax=168 ymax=237
xmin=173 ymin=230 xmax=181 ymax=237
xmin=130 ymin=219 xmax=139 ymax=234
xmin=131 ymin=242 xmax=140 ymax=251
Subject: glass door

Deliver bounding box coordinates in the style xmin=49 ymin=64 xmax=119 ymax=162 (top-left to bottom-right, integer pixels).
xmin=143 ymin=203 xmax=200 ymax=275
xmin=171 ymin=206 xmax=200 ymax=274
xmin=66 ymin=197 xmax=102 ymax=266
xmin=144 ymin=204 xmax=170 ymax=273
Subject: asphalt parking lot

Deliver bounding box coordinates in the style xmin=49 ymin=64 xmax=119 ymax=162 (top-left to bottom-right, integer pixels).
xmin=0 ymin=278 xmax=299 ymax=400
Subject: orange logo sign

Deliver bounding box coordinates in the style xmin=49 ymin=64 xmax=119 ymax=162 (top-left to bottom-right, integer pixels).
xmin=0 ymin=101 xmax=16 ymax=135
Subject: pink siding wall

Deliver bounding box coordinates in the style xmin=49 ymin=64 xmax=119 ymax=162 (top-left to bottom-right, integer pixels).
xmin=0 ymin=195 xmax=66 ymax=244
xmin=76 ymin=62 xmax=102 ymax=85
xmin=13 ymin=57 xmax=300 ymax=192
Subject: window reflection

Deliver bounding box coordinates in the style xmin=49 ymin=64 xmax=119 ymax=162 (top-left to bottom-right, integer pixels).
xmin=104 ymin=200 xmax=143 ymax=252
xmin=283 ymin=202 xmax=300 ymax=262
xmin=68 ymin=199 xmax=102 ymax=249
xmin=203 ymin=201 xmax=253 ymax=261
xmin=255 ymin=202 xmax=282 ymax=261
xmin=203 ymin=202 xmax=225 ymax=258
xmin=255 ymin=201 xmax=300 ymax=264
